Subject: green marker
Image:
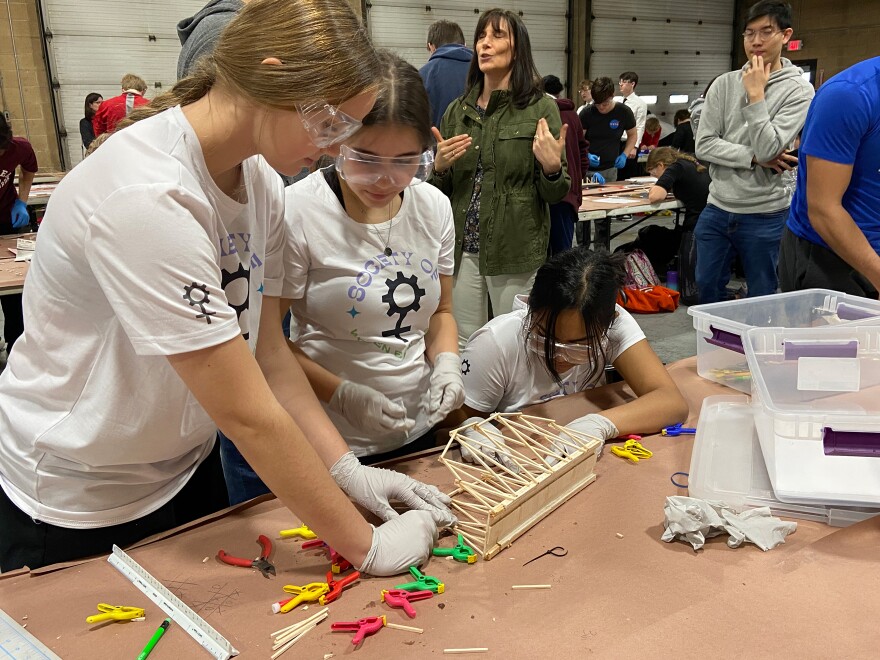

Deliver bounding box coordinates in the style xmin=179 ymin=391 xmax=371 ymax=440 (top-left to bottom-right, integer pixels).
xmin=137 ymin=618 xmax=171 ymax=660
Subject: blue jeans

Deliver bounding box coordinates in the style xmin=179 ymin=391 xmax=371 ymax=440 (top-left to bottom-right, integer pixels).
xmin=694 ymin=203 xmax=788 ymax=304
xmin=219 ymin=432 xmax=270 ymax=505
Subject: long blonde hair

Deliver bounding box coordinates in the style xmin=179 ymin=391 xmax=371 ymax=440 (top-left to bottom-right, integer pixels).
xmin=119 ymin=0 xmax=379 ymax=130
xmin=646 ymin=146 xmax=706 ymax=173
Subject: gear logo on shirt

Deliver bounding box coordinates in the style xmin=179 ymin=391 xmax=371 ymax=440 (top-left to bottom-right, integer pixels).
xmin=221 ymin=262 xmax=250 ymax=340
xmin=461 ymin=358 xmax=471 ymax=375
xmin=381 ymin=271 xmax=425 ymax=342
xmin=609 ymin=119 xmax=620 ymax=130
xmin=183 ymin=282 xmax=217 ymax=324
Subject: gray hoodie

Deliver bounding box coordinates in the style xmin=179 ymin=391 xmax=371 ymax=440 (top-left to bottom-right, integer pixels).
xmin=176 ymin=0 xmax=244 ymax=80
xmin=695 ymin=58 xmax=814 ymax=214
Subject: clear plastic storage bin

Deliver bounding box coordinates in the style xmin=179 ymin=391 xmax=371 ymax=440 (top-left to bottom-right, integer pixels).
xmin=744 ymin=324 xmax=880 ymax=506
xmin=688 ymin=395 xmax=880 ymax=526
xmin=688 ymin=289 xmax=880 ymax=393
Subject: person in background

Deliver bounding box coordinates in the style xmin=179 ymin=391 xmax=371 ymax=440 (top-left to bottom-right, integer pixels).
xmin=779 ymin=56 xmax=880 ymax=299
xmin=618 ymin=71 xmax=647 ymax=179
xmin=92 ymin=74 xmax=149 ymax=136
xmin=576 ymin=79 xmax=593 ymax=114
xmin=453 ymin=248 xmax=688 ymax=465
xmin=646 ymin=147 xmax=710 ymax=229
xmin=177 ymin=0 xmax=247 ymax=79
xmin=670 ymin=109 xmax=695 ymax=153
xmin=420 ymin=20 xmax=472 ymax=129
xmin=0 ymin=115 xmax=36 ymax=356
xmin=543 ymin=74 xmax=588 ymax=255
xmin=579 ymin=77 xmax=637 ymax=248
xmin=430 ymin=9 xmax=570 ymax=347
xmin=647 ymin=146 xmax=711 ymax=305
xmin=640 ymin=116 xmax=662 ymax=152
xmin=0 ymin=0 xmax=450 ymax=574
xmin=80 ymin=93 xmax=102 ymax=151
xmin=694 ymin=0 xmax=813 ymax=303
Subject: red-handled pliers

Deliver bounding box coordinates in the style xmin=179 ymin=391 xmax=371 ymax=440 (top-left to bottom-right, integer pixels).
xmin=217 ymin=534 xmax=276 ymax=578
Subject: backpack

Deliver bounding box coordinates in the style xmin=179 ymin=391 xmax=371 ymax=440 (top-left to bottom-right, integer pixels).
xmin=622 ymin=249 xmax=660 ymax=289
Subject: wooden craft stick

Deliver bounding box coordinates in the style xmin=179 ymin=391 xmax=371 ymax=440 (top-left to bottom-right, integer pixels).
xmin=386 ymin=622 xmax=424 ymax=634
xmin=273 ymin=612 xmax=328 ymax=646
xmin=271 ymin=622 xmax=319 ymax=659
xmin=443 ymin=648 xmax=489 ymax=654
xmin=271 ymin=608 xmax=328 ymax=637
xmin=272 ymin=615 xmax=326 ymax=651
xmin=511 ymin=584 xmax=552 ymax=590
xmin=449 ymin=504 xmax=488 ymax=526
xmin=454 ymin=530 xmax=486 ymax=557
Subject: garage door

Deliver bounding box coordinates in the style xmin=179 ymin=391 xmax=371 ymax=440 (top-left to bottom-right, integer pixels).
xmin=367 ymin=0 xmax=569 ymax=90
xmin=39 ymin=0 xmax=206 ymax=167
xmin=589 ymin=0 xmax=735 ymax=124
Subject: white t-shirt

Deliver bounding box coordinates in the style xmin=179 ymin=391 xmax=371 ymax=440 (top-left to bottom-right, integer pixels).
xmin=0 ymin=106 xmax=285 ymax=528
xmin=282 ymin=171 xmax=455 ymax=456
xmin=622 ymin=93 xmax=648 ymax=146
xmin=461 ymin=303 xmax=645 ymax=413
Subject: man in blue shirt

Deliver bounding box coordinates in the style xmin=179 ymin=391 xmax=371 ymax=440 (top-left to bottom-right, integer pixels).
xmin=779 ymin=56 xmax=880 ymax=298
xmin=419 ymin=20 xmax=473 ymax=128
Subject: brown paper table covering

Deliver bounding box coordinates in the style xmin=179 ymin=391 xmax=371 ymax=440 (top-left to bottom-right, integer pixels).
xmin=1 ymin=357 xmax=878 ymax=658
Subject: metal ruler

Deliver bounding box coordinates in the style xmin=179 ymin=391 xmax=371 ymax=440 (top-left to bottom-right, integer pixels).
xmin=0 ymin=607 xmax=61 ymax=660
xmin=108 ymin=545 xmax=239 ymax=659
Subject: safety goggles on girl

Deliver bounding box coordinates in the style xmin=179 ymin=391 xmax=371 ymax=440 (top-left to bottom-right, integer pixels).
xmin=335 ymin=145 xmax=435 ymax=187
xmin=526 ymin=332 xmax=595 ymax=365
xmin=296 ymin=101 xmax=363 ymax=148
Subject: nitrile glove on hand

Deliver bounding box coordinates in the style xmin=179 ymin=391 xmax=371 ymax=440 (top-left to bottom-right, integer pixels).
xmin=614 ymin=153 xmax=627 ymax=169
xmin=661 ymin=496 xmax=797 ymax=551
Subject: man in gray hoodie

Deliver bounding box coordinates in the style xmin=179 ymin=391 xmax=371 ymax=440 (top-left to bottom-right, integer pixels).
xmin=694 ymin=1 xmax=813 ymax=304
xmin=177 ymin=0 xmax=245 ymax=79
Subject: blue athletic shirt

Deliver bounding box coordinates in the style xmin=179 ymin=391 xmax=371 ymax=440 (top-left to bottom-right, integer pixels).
xmin=787 ymin=56 xmax=880 ymax=251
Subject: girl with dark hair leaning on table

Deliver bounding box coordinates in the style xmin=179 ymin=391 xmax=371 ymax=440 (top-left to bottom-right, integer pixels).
xmin=453 ymin=248 xmax=688 ymax=466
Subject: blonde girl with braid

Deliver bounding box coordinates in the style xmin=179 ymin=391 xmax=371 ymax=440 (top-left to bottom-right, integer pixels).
xmin=0 ymin=0 xmax=452 ymax=575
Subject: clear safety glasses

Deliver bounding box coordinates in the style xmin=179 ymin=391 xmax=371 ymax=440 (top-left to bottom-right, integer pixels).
xmin=296 ymin=101 xmax=363 ymax=148
xmin=335 ymin=145 xmax=435 ymax=188
xmin=527 ymin=332 xmax=594 ymax=365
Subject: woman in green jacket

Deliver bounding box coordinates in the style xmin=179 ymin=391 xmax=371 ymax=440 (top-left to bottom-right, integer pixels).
xmin=431 ymin=8 xmax=570 ymax=347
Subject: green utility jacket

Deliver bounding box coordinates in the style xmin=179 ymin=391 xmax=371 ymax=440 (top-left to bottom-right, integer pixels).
xmin=431 ymin=86 xmax=570 ymax=276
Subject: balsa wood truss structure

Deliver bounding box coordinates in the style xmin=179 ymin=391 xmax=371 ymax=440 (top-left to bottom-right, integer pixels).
xmin=440 ymin=413 xmax=601 ymax=560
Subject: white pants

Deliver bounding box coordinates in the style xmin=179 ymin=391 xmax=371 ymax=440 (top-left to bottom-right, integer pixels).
xmin=453 ymin=252 xmax=537 ymax=348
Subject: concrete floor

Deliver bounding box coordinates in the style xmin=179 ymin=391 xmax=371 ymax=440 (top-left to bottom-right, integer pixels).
xmin=604 ymin=211 xmax=698 ymax=365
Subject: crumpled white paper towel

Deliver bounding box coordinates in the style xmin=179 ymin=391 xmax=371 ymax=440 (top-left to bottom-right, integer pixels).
xmin=661 ymin=496 xmax=797 ymax=551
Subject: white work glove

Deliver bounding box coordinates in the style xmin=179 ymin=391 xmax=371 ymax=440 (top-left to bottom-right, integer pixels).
xmin=329 ymin=380 xmax=415 ymax=435
xmin=548 ymin=413 xmax=618 ymax=465
xmin=426 ymin=352 xmax=465 ymax=427
xmin=330 ymin=451 xmax=456 ymax=527
xmin=357 ymin=510 xmax=439 ymax=576
xmin=458 ymin=417 xmax=520 ymax=473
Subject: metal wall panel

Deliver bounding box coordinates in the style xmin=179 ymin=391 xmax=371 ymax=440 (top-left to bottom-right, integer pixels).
xmin=367 ymin=1 xmax=570 ymax=87
xmin=41 ymin=0 xmax=206 ymax=166
xmin=589 ymin=0 xmax=736 ymax=121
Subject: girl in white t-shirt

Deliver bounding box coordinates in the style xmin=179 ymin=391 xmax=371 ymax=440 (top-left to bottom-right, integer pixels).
xmin=0 ymin=0 xmax=452 ymax=575
xmin=457 ymin=248 xmax=688 ymax=461
xmin=281 ymin=52 xmax=464 ymax=459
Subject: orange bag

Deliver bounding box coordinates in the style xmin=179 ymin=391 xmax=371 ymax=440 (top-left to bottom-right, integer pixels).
xmin=617 ymin=285 xmax=680 ymax=314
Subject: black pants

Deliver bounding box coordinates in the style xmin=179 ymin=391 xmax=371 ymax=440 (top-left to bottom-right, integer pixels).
xmin=778 ymin=226 xmax=879 ymax=299
xmin=1 ymin=293 xmax=24 ymax=353
xmin=0 ymin=441 xmax=229 ymax=572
